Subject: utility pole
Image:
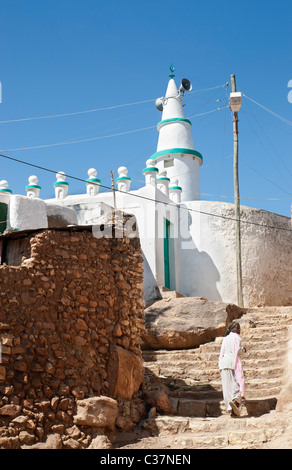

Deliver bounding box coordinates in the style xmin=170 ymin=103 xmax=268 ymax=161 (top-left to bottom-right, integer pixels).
xmin=230 ymin=74 xmax=244 ymax=307
xmin=110 ymin=170 xmax=117 ymax=231
xmin=110 ymin=170 xmax=117 ymax=211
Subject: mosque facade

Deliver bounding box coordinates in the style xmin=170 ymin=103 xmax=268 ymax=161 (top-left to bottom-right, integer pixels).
xmin=0 ymin=73 xmax=291 ymax=308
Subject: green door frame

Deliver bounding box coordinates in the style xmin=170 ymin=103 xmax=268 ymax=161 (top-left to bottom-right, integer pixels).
xmin=0 ymin=203 xmax=8 ymax=234
xmin=164 ymin=218 xmax=170 ymax=289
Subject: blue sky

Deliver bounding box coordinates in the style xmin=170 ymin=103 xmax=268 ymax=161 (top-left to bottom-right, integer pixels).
xmin=1 ymin=0 xmax=292 ymax=217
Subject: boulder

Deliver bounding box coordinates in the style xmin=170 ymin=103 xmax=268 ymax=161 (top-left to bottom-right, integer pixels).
xmin=21 ymin=433 xmax=62 ymax=449
xmin=88 ymin=431 xmax=112 ymax=449
xmin=141 ymin=298 xmax=247 ymax=350
xmin=0 ymin=405 xmax=21 ymax=418
xmin=73 ymin=396 xmax=118 ymax=429
xmin=107 ymin=345 xmax=144 ymax=399
xmin=144 ymin=388 xmax=176 ymax=415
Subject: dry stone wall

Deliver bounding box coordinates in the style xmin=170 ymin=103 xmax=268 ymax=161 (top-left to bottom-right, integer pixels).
xmin=0 ymin=224 xmax=146 ymax=448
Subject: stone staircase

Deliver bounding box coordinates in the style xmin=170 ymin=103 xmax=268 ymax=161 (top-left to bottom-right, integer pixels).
xmin=158 ymin=286 xmax=186 ymax=300
xmin=141 ymin=306 xmax=292 ymax=448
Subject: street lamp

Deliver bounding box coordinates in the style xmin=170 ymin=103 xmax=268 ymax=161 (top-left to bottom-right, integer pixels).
xmin=230 ymin=92 xmax=242 ymax=113
xmin=229 ymin=76 xmax=244 ymax=307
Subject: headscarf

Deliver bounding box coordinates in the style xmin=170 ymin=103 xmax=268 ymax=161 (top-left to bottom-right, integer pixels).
xmin=224 ymin=320 xmax=240 ymax=337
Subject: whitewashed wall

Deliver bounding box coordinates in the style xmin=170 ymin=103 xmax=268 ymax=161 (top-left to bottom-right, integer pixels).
xmin=176 ymin=201 xmax=292 ymax=307
xmin=5 ymin=187 xmax=291 ymax=307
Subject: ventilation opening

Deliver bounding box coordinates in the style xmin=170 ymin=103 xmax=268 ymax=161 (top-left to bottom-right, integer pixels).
xmin=164 ymin=158 xmax=174 ymax=168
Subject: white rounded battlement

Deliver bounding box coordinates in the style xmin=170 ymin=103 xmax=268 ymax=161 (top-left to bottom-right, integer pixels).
xmin=0 ymin=180 xmax=11 ymax=193
xmin=86 ymin=168 xmax=101 ymax=196
xmin=54 ymin=171 xmax=69 ymax=199
xmin=169 ymin=177 xmax=182 ymax=204
xmin=157 ymin=170 xmax=170 ymax=197
xmin=26 ymin=175 xmax=41 ymax=198
xmin=88 ymin=168 xmax=97 ymax=178
xmin=116 ymin=166 xmax=131 ymax=192
xmin=142 ymin=159 xmax=159 ymax=186
xmin=0 ymin=180 xmax=12 ymax=204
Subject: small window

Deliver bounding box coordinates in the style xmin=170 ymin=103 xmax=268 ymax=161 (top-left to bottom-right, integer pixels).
xmin=164 ymin=158 xmax=174 ymax=168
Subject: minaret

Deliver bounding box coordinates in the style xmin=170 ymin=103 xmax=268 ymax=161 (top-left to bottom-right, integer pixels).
xmin=150 ymin=66 xmax=203 ymax=202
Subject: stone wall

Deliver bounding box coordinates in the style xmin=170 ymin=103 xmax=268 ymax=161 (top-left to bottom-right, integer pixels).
xmin=0 ymin=222 xmax=146 ymax=448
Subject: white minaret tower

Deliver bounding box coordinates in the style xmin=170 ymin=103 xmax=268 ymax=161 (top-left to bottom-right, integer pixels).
xmin=151 ymin=66 xmax=203 ymax=202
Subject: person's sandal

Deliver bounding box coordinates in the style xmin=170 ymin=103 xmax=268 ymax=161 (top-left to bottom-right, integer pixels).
xmin=229 ymin=400 xmax=241 ymax=416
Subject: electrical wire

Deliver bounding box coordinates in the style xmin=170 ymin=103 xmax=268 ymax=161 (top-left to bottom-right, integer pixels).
xmin=0 ymin=106 xmax=226 ymax=152
xmin=0 ymin=125 xmax=157 ymax=152
xmin=239 ymin=157 xmax=292 ymax=196
xmin=0 ymin=98 xmax=156 ymax=124
xmin=0 ymin=84 xmax=229 ymax=125
xmin=242 ymin=103 xmax=292 ymax=181
xmin=240 ymin=109 xmax=292 ymax=196
xmin=243 ymin=93 xmax=292 ymax=128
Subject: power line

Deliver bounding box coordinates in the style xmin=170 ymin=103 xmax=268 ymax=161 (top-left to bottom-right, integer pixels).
xmin=243 ymin=93 xmax=292 ymax=127
xmin=0 ymin=98 xmax=156 ymax=124
xmin=242 ymin=103 xmax=292 ymax=181
xmin=239 ymin=156 xmax=292 ymax=196
xmin=0 ymin=106 xmax=226 ymax=153
xmin=0 ymin=84 xmax=228 ymax=125
xmin=0 ymin=125 xmax=157 ymax=152
xmin=0 ymin=152 xmax=291 ymax=233
xmin=240 ymin=110 xmax=292 ymax=196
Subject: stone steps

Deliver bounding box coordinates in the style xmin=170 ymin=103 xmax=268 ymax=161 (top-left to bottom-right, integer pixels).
xmin=144 ymin=355 xmax=283 ymax=369
xmin=143 ymin=347 xmax=286 ymax=363
xmin=145 ymin=369 xmax=284 ymax=388
xmin=158 ymin=286 xmax=186 ymax=300
xmin=200 ymin=337 xmax=287 ymax=352
xmin=145 ymin=371 xmax=282 ymax=399
xmin=143 ymin=411 xmax=288 ymax=448
xmin=144 ymin=356 xmax=286 ymax=374
xmin=142 ymin=306 xmax=292 ymax=426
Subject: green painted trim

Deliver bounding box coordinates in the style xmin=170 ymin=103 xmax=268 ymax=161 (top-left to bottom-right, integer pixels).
xmin=0 ymin=202 xmax=8 ymax=233
xmin=25 ymin=184 xmax=41 ymax=190
xmin=157 ymin=177 xmax=170 ymax=182
xmin=169 ymin=186 xmax=182 ymax=191
xmin=116 ymin=176 xmax=131 ymax=182
xmin=164 ymin=219 xmax=170 ymax=289
xmin=142 ymin=167 xmax=159 ymax=173
xmin=0 ymin=188 xmax=12 ymax=194
xmin=150 ymin=148 xmax=203 ymax=162
xmin=157 ymin=118 xmax=192 ymax=130
xmin=85 ymin=178 xmax=101 ymax=184
xmin=53 ymin=181 xmax=69 ymax=186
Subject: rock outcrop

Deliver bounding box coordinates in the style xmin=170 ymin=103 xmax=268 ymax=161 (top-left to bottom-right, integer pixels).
xmin=142 ymin=297 xmax=247 ymax=350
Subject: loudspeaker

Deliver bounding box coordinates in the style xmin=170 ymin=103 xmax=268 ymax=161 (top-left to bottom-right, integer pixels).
xmin=155 ymin=97 xmax=164 ymax=111
xmin=179 ymin=78 xmax=192 ymax=94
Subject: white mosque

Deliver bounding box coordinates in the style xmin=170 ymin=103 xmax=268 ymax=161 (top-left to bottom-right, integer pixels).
xmin=0 ymin=71 xmax=291 ymax=308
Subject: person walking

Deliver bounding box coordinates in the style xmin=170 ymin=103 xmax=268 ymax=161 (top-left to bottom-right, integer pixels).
xmin=219 ymin=320 xmax=246 ymax=416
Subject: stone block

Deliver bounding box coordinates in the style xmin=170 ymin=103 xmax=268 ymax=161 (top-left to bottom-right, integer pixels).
xmin=73 ymin=396 xmax=118 ymax=428
xmin=107 ymin=344 xmax=144 ymax=399
xmin=177 ymin=399 xmax=207 ymax=417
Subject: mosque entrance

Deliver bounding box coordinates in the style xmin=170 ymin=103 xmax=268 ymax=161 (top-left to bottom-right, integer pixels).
xmin=164 ymin=219 xmax=170 ymax=289
xmin=164 ymin=218 xmax=176 ymax=290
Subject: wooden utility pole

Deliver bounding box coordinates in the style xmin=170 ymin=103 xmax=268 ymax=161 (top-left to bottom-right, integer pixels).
xmin=110 ymin=170 xmax=117 ymax=231
xmin=110 ymin=170 xmax=117 ymax=211
xmin=231 ymin=74 xmax=244 ymax=307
